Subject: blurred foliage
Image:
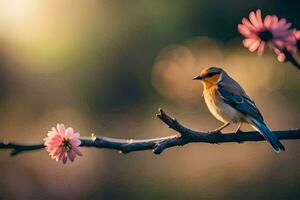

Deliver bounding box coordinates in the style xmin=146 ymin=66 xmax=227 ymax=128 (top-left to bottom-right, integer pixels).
xmin=0 ymin=0 xmax=299 ymax=199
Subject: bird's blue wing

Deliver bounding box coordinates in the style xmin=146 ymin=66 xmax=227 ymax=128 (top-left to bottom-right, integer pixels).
xmin=217 ymin=84 xmax=264 ymax=122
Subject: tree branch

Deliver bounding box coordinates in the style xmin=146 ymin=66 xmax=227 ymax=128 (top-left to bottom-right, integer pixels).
xmin=282 ymin=48 xmax=300 ymax=70
xmin=1 ymin=108 xmax=300 ymax=156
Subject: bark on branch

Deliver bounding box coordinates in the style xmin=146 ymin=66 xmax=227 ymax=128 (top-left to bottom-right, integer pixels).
xmin=1 ymin=108 xmax=299 ymax=156
xmin=282 ymin=48 xmax=300 ymax=70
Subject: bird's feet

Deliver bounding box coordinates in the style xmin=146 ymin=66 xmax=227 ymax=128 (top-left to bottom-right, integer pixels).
xmin=209 ymin=123 xmax=230 ymax=135
xmin=235 ymin=128 xmax=244 ymax=143
xmin=235 ymin=128 xmax=243 ymax=134
xmin=208 ymin=129 xmax=223 ymax=144
xmin=208 ymin=129 xmax=223 ymax=135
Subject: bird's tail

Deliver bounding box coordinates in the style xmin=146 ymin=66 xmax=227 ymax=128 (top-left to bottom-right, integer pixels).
xmin=250 ymin=117 xmax=285 ymax=153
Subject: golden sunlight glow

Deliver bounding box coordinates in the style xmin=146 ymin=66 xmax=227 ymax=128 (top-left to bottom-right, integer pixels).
xmin=0 ymin=0 xmax=109 ymax=73
xmin=0 ymin=0 xmax=35 ymax=22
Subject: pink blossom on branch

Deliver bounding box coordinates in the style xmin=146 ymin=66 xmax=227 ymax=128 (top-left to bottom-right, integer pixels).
xmin=44 ymin=124 xmax=82 ymax=164
xmin=238 ymin=9 xmax=297 ymax=56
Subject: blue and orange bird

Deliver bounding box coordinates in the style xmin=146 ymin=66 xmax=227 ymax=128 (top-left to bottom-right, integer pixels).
xmin=193 ymin=67 xmax=285 ymax=152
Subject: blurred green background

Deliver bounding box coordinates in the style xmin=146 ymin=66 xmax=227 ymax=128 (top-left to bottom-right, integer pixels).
xmin=0 ymin=0 xmax=299 ymax=199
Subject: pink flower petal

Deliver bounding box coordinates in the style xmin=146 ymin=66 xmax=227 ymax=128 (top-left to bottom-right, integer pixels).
xmin=264 ymin=15 xmax=272 ymax=28
xmin=276 ymin=18 xmax=287 ymax=27
xmin=249 ymin=40 xmax=261 ymax=52
xmin=270 ymin=15 xmax=279 ymax=29
xmin=283 ymin=35 xmax=297 ymax=45
xmin=242 ymin=18 xmax=257 ymax=32
xmin=57 ymin=124 xmax=65 ymax=135
xmin=66 ymin=127 xmax=74 ymax=137
xmin=295 ymin=30 xmax=300 ymax=39
xmin=52 ymin=148 xmax=62 ymax=157
xmin=269 ymin=42 xmax=281 ymax=54
xmin=72 ymin=132 xmax=80 ymax=139
xmin=47 ymin=131 xmax=55 ymax=137
xmin=243 ymin=38 xmax=256 ymax=48
xmin=257 ymin=42 xmax=265 ymax=55
xmin=56 ymin=151 xmax=64 ymax=162
xmin=67 ymin=151 xmax=76 ymax=162
xmin=273 ymin=29 xmax=294 ymax=38
xmin=71 ymin=139 xmax=81 ymax=146
xmin=62 ymin=155 xmax=68 ymax=164
xmin=277 ymin=53 xmax=285 ymax=62
xmin=238 ymin=24 xmax=251 ymax=36
xmin=249 ymin=11 xmax=260 ymax=28
xmin=274 ymin=23 xmax=292 ymax=32
xmin=255 ymin=9 xmax=264 ymax=28
xmin=73 ymin=147 xmax=83 ymax=156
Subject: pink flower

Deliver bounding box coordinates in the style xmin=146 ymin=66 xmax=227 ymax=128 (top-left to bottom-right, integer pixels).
xmin=238 ymin=9 xmax=297 ymax=56
xmin=44 ymin=124 xmax=82 ymax=164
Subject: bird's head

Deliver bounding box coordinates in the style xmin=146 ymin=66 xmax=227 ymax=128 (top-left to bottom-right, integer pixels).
xmin=193 ymin=67 xmax=223 ymax=86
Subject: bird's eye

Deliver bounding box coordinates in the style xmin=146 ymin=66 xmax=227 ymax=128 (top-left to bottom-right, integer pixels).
xmin=207 ymin=72 xmax=219 ymax=77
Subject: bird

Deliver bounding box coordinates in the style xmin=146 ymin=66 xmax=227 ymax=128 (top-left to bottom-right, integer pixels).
xmin=193 ymin=66 xmax=285 ymax=152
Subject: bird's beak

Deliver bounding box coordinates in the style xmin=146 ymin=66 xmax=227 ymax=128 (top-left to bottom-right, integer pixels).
xmin=193 ymin=75 xmax=204 ymax=80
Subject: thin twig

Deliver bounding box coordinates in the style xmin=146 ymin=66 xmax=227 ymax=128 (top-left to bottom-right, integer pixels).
xmin=0 ymin=108 xmax=299 ymax=156
xmin=282 ymin=48 xmax=300 ymax=70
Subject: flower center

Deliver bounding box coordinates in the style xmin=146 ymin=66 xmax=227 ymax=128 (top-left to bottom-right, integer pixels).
xmin=258 ymin=30 xmax=273 ymax=42
xmin=61 ymin=138 xmax=72 ymax=151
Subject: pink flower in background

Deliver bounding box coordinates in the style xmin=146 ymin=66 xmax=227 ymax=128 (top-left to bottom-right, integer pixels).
xmin=44 ymin=124 xmax=82 ymax=164
xmin=238 ymin=9 xmax=297 ymax=56
xmin=296 ymin=30 xmax=300 ymax=44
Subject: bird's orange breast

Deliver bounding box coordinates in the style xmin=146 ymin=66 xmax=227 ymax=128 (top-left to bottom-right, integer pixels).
xmin=203 ymin=83 xmax=245 ymax=123
xmin=202 ymin=74 xmax=220 ymax=90
xmin=205 ymin=85 xmax=218 ymax=100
